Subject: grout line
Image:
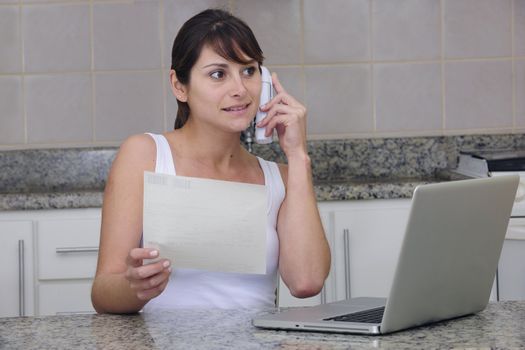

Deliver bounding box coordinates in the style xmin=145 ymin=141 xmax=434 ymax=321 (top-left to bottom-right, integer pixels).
xmin=300 ymin=0 xmax=306 ymax=105
xmin=510 ymin=0 xmax=518 ymax=131
xmin=370 ymin=0 xmax=376 ymax=132
xmin=441 ymin=0 xmax=446 ymax=131
xmin=0 ymin=57 xmax=520 ymax=79
xmin=19 ymin=0 xmax=27 ymax=144
xmin=299 ymin=0 xmax=305 ymax=66
xmin=158 ymin=0 xmax=167 ymax=131
xmin=8 ymin=0 xmax=135 ymax=6
xmin=90 ymin=0 xmax=96 ymax=142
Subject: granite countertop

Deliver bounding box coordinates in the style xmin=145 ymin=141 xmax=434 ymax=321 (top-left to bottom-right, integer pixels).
xmin=1 ymin=301 xmax=524 ymax=349
xmin=0 ymin=175 xmax=459 ymax=211
xmin=2 ymin=133 xmax=524 ymax=211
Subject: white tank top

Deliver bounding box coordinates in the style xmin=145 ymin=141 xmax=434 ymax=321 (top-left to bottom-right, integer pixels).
xmin=143 ymin=133 xmax=285 ymax=310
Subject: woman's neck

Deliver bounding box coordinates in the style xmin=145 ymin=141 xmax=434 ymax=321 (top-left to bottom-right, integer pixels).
xmin=169 ymin=122 xmax=251 ymax=173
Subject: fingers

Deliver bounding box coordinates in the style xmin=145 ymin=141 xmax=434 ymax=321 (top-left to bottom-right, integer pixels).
xmin=126 ymin=258 xmax=171 ymax=281
xmin=127 ymin=247 xmax=159 ymax=267
xmin=270 ymin=72 xmax=286 ymax=95
xmin=260 ymin=105 xmax=300 ymax=136
xmin=136 ymin=278 xmax=170 ymax=301
xmin=125 ymin=247 xmax=172 ymax=301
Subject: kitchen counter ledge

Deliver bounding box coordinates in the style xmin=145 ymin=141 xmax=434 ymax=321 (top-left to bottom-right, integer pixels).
xmin=1 ymin=301 xmax=524 ymax=349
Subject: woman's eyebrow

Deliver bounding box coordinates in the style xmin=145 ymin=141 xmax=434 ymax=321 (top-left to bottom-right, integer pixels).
xmin=202 ymin=63 xmax=229 ymax=69
xmin=201 ymin=60 xmax=257 ymax=69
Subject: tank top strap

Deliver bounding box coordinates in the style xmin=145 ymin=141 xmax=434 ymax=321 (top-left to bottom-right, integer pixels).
xmin=145 ymin=133 xmax=176 ymax=175
xmin=256 ymin=157 xmax=286 ymax=215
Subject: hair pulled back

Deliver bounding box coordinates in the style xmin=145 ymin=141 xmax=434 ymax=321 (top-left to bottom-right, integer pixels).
xmin=171 ymin=8 xmax=264 ymax=129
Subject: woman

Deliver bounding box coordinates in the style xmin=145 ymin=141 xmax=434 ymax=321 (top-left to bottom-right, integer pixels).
xmin=91 ymin=8 xmax=330 ymax=313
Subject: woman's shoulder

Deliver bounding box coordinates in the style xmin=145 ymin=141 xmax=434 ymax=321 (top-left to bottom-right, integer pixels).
xmin=112 ymin=133 xmax=157 ymax=173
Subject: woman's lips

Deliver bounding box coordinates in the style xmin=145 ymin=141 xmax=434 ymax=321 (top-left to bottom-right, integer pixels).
xmin=222 ymin=103 xmax=250 ymax=114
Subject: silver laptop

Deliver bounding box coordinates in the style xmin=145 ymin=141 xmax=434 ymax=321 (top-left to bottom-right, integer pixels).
xmin=253 ymin=175 xmax=519 ymax=335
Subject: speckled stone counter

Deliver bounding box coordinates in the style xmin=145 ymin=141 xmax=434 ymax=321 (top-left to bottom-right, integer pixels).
xmin=1 ymin=133 xmax=525 ymax=211
xmin=0 ymin=302 xmax=524 ymax=349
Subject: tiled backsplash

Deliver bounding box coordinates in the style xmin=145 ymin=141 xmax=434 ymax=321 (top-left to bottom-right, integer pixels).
xmin=1 ymin=0 xmax=524 ymax=149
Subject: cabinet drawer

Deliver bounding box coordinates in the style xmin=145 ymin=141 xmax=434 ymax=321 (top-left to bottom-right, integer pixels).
xmin=38 ymin=281 xmax=95 ymax=315
xmin=37 ymin=218 xmax=100 ymax=280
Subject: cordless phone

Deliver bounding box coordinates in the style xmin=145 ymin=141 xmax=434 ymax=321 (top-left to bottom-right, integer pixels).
xmin=254 ymin=66 xmax=274 ymax=144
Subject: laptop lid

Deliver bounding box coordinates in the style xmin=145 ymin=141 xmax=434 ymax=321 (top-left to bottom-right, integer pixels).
xmin=253 ymin=175 xmax=519 ymax=334
xmin=380 ymin=174 xmax=518 ymax=333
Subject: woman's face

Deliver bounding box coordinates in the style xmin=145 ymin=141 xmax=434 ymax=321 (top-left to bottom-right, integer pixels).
xmin=182 ymin=45 xmax=262 ymax=133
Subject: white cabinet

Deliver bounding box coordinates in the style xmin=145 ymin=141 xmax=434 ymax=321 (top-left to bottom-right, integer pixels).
xmin=331 ymin=199 xmax=410 ymax=300
xmin=35 ymin=213 xmax=101 ymax=315
xmin=498 ymin=218 xmax=525 ymax=300
xmin=0 ymin=208 xmax=101 ymax=316
xmin=0 ymin=221 xmax=35 ymax=317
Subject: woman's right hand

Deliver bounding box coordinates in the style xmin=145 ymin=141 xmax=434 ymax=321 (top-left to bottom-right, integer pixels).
xmin=125 ymin=248 xmax=172 ymax=301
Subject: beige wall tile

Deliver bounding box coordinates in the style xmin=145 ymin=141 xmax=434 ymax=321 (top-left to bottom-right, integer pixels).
xmin=0 ymin=6 xmax=21 ymax=73
xmin=0 ymin=76 xmax=24 ymax=144
xmin=375 ymin=63 xmax=442 ymax=132
xmin=516 ymin=60 xmax=525 ymax=126
xmin=269 ymin=66 xmax=304 ymax=105
xmin=373 ymin=0 xmax=440 ymax=61
xmin=95 ymin=71 xmax=164 ymax=142
xmin=234 ymin=0 xmax=301 ymax=65
xmin=305 ymin=65 xmax=373 ymax=135
xmin=23 ymin=4 xmax=91 ymax=73
xmin=93 ymin=1 xmax=161 ymax=70
xmin=303 ymin=0 xmax=370 ymax=63
xmin=516 ymin=0 xmax=525 ymax=56
xmin=445 ymin=60 xmax=513 ymax=129
xmin=163 ymin=0 xmax=230 ymax=69
xmin=25 ymin=74 xmax=92 ymax=143
xmin=444 ymin=0 xmax=512 ymax=58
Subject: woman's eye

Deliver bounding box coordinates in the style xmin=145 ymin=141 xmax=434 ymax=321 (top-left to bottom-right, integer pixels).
xmin=210 ymin=70 xmax=224 ymax=80
xmin=243 ymin=66 xmax=256 ymax=76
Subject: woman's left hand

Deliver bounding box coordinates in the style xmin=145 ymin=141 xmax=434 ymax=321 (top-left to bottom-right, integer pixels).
xmin=257 ymin=73 xmax=308 ymax=159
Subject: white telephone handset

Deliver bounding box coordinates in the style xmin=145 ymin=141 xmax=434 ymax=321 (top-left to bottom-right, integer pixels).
xmin=254 ymin=66 xmax=274 ymax=144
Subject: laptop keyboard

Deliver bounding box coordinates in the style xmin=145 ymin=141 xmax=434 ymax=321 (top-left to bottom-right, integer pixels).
xmin=324 ymin=306 xmax=385 ymax=323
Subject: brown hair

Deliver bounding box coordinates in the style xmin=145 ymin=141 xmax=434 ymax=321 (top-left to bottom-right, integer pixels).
xmin=171 ymin=8 xmax=264 ymax=129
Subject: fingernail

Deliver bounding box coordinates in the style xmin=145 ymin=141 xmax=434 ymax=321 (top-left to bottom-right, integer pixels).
xmin=150 ymin=250 xmax=159 ymax=257
xmin=163 ymin=260 xmax=170 ymax=268
xmin=168 ymin=267 xmax=172 ymax=273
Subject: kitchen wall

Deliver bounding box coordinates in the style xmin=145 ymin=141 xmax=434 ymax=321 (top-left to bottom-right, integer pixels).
xmin=1 ymin=0 xmax=524 ymax=149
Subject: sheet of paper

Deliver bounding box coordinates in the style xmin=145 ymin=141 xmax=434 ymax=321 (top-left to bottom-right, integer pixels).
xmin=143 ymin=171 xmax=267 ymax=274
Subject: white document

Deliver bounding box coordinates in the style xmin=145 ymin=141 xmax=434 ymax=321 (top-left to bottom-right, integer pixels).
xmin=143 ymin=171 xmax=267 ymax=274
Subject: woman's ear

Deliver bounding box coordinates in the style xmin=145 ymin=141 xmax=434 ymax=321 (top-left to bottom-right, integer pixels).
xmin=170 ymin=70 xmax=188 ymax=102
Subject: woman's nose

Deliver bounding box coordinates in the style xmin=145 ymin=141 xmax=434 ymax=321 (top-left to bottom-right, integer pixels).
xmin=229 ymin=75 xmax=248 ymax=97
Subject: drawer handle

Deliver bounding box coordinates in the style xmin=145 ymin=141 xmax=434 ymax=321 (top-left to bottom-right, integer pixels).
xmin=56 ymin=246 xmax=99 ymax=254
xmin=18 ymin=240 xmax=25 ymax=317
xmin=343 ymin=229 xmax=351 ymax=300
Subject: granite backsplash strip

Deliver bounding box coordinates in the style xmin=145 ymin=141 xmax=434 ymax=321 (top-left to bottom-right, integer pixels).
xmin=1 ymin=133 xmax=525 ymax=196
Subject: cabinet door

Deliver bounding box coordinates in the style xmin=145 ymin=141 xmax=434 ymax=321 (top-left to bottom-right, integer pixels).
xmin=38 ymin=282 xmax=94 ymax=315
xmin=37 ymin=218 xmax=100 ymax=280
xmin=0 ymin=221 xmax=35 ymax=317
xmin=36 ymin=215 xmax=100 ymax=315
xmin=333 ymin=200 xmax=410 ymax=300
